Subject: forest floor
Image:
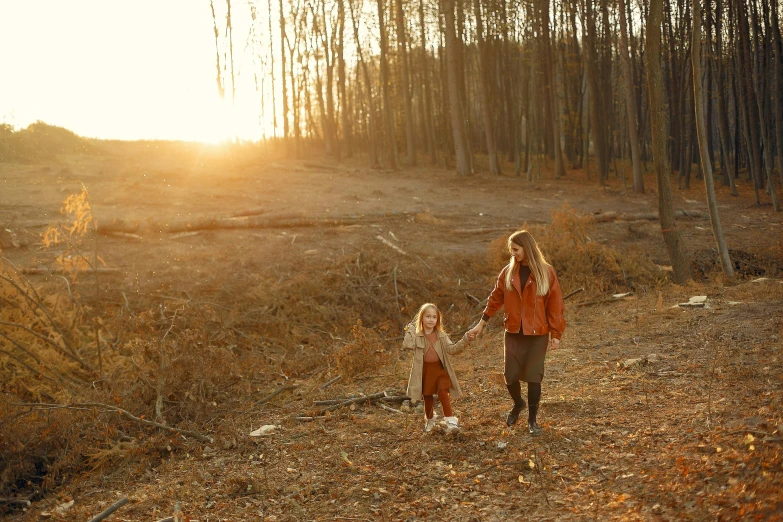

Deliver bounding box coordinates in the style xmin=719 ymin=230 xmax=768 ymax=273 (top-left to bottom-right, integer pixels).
xmin=1 ymin=142 xmax=782 ymax=521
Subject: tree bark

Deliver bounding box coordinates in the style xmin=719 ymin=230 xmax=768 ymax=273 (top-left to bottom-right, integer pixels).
xmin=418 ymin=0 xmax=437 ymax=164
xmin=713 ymin=0 xmax=738 ymax=194
xmin=773 ymin=0 xmax=783 ymax=185
xmin=337 ymin=0 xmax=352 ymax=158
xmin=618 ymin=0 xmax=644 ymax=193
xmin=395 ymin=0 xmax=416 ymax=165
xmin=442 ymin=0 xmax=470 ymax=175
xmin=348 ymin=0 xmax=379 ymax=167
xmin=647 ymin=0 xmax=691 ymax=283
xmin=278 ymin=0 xmax=289 ymax=140
xmin=584 ymin=0 xmax=609 ymax=184
xmin=377 ymin=0 xmax=399 ymax=168
xmin=692 ymin=0 xmax=733 ymax=278
xmin=472 ymin=0 xmax=501 ymax=175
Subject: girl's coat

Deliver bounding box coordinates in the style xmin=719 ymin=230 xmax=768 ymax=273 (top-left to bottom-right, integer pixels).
xmin=404 ymin=327 xmax=469 ymax=403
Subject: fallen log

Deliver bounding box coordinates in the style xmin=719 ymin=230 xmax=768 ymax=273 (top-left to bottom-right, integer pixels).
xmin=86 ymin=497 xmax=128 ymax=522
xmin=592 ymin=209 xmax=706 ymax=223
xmin=21 ymin=267 xmax=121 ymax=275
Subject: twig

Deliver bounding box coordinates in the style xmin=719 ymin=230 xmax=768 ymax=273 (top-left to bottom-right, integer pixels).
xmin=9 ymin=402 xmax=212 ymax=443
xmin=322 ymin=391 xmax=387 ymax=413
xmin=254 ymin=384 xmax=298 ymax=407
xmin=706 ymin=339 xmax=720 ymax=429
xmin=563 ymin=287 xmax=585 ymax=300
xmin=533 ymin=450 xmax=551 ymax=508
xmin=378 ymin=402 xmax=403 ymax=414
xmin=86 ymin=497 xmax=128 ymax=522
xmin=319 ymin=375 xmax=342 ymax=389
xmin=392 ymin=264 xmax=400 ymax=312
xmin=0 ymin=497 xmax=31 ymax=506
xmin=376 ymin=235 xmax=407 ymax=255
xmin=0 ymin=320 xmax=96 ymax=374
xmin=466 ymin=459 xmax=528 ymax=479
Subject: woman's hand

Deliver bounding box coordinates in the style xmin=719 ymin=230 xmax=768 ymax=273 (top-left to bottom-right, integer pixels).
xmin=467 ymin=321 xmax=485 ymax=339
xmin=550 ymin=337 xmax=561 ymax=350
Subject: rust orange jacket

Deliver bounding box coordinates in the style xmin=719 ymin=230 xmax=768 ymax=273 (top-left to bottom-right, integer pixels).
xmin=481 ymin=263 xmax=566 ymax=340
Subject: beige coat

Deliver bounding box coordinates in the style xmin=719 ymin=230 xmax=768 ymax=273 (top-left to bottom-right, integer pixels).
xmin=404 ymin=328 xmax=469 ymax=403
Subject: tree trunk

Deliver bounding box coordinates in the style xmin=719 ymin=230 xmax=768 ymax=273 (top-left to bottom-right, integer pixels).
xmin=584 ymin=0 xmax=609 ymax=184
xmin=647 ymin=0 xmax=691 ymax=283
xmin=376 ymin=0 xmax=398 ymax=168
xmin=442 ymin=0 xmax=470 ymax=175
xmin=773 ymin=0 xmax=783 ymax=185
xmin=693 ymin=0 xmax=733 ymax=278
xmin=395 ymin=0 xmax=416 ymax=165
xmin=348 ymin=0 xmax=379 ymax=167
xmin=750 ymin=0 xmax=781 ymax=211
xmin=337 ymin=0 xmax=352 ymax=158
xmin=713 ymin=0 xmax=738 ymax=194
xmin=472 ymin=0 xmax=500 ymax=175
xmin=618 ymin=0 xmax=644 ymax=193
xmin=278 ymin=0 xmax=289 ymax=141
xmin=418 ymin=0 xmax=437 ymax=164
xmin=545 ymin=0 xmax=566 ymax=179
xmin=735 ymin=0 xmax=764 ymax=204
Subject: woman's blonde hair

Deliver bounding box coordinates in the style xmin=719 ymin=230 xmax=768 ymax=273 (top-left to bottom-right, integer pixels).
xmin=413 ymin=303 xmax=445 ymax=334
xmin=504 ymin=230 xmax=551 ymax=296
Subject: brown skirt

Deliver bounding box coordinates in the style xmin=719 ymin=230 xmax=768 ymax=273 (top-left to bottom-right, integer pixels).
xmin=504 ymin=331 xmax=548 ymax=384
xmin=422 ymin=360 xmax=452 ymax=395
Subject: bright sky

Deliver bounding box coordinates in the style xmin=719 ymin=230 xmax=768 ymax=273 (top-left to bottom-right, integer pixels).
xmin=0 ymin=1 xmax=271 ymax=142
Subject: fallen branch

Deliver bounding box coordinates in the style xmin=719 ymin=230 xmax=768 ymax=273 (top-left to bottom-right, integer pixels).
xmin=319 ymin=375 xmax=342 ymax=389
xmin=86 ymin=497 xmax=128 ymax=522
xmin=9 ymin=402 xmax=212 ymax=443
xmin=466 ymin=459 xmax=528 ymax=479
xmin=20 ymin=267 xmax=121 ymax=275
xmin=376 ymin=236 xmax=407 ymax=255
xmin=253 ymin=384 xmax=298 ymax=408
xmin=592 ymin=209 xmax=706 ymax=223
xmin=0 ymin=497 xmax=31 ymax=506
xmin=378 ymin=403 xmax=403 ymax=414
xmin=322 ymin=391 xmax=388 ymax=412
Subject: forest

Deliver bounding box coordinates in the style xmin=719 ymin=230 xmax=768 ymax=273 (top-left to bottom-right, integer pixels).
xmin=0 ymin=0 xmax=782 ymax=520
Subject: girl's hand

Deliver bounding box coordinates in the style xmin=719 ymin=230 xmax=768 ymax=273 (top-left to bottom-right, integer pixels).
xmin=467 ymin=322 xmax=484 ymax=339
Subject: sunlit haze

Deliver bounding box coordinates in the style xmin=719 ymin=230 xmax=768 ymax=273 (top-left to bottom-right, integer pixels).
xmin=0 ymin=1 xmax=272 ymax=142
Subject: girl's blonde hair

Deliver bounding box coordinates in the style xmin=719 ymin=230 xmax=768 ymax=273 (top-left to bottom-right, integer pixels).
xmin=504 ymin=230 xmax=551 ymax=296
xmin=413 ymin=303 xmax=445 ymax=334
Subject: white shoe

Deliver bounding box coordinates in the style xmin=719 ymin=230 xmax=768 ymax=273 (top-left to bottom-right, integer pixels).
xmin=444 ymin=416 xmax=459 ymax=433
xmin=425 ymin=417 xmax=437 ymax=432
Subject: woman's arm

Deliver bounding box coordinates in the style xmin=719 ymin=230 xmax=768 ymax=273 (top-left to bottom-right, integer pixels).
xmin=545 ymin=267 xmax=566 ymax=341
xmin=469 ymin=267 xmax=507 ymax=338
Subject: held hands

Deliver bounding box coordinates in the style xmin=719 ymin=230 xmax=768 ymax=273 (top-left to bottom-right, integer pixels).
xmin=467 ymin=322 xmax=484 ymax=340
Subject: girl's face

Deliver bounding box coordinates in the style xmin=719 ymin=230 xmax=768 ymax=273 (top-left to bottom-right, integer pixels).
xmin=421 ymin=307 xmax=439 ymax=333
xmin=510 ymin=243 xmax=528 ymax=264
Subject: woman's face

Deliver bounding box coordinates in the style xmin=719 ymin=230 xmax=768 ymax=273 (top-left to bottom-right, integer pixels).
xmin=421 ymin=307 xmax=439 ymax=332
xmin=510 ymin=243 xmax=528 ymax=264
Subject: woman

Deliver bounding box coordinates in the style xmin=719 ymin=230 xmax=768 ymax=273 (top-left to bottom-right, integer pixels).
xmin=467 ymin=230 xmax=566 ymax=435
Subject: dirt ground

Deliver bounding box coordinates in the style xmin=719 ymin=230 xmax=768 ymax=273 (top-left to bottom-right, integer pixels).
xmin=1 ymin=143 xmax=782 ymax=521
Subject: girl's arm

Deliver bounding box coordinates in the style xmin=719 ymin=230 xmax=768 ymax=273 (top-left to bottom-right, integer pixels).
xmin=402 ymin=329 xmax=417 ymax=350
xmin=443 ymin=333 xmax=471 ymax=355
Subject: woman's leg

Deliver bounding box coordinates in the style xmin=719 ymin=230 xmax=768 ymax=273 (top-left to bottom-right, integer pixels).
xmin=438 ymin=388 xmax=453 ymax=417
xmin=527 ymin=382 xmax=542 ymax=434
xmin=504 ymin=332 xmax=527 ymax=425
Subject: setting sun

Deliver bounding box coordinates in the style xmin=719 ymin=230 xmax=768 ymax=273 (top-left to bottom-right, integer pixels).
xmin=0 ymin=1 xmax=272 ymax=142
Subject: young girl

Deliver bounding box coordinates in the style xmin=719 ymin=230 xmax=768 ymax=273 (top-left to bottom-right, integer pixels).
xmin=404 ymin=303 xmax=472 ymax=432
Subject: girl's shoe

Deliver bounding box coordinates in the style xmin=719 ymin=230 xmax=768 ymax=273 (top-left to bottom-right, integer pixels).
xmin=425 ymin=417 xmax=437 ymax=432
xmin=444 ymin=416 xmax=459 ymax=433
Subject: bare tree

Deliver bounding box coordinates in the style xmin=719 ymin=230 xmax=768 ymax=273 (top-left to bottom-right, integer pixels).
xmin=442 ymin=0 xmax=470 ymax=175
xmin=618 ymin=0 xmax=644 ymax=193
xmin=472 ymin=0 xmax=500 ymax=175
xmin=692 ymin=0 xmax=733 ymax=278
xmin=647 ymin=0 xmax=691 ymax=283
